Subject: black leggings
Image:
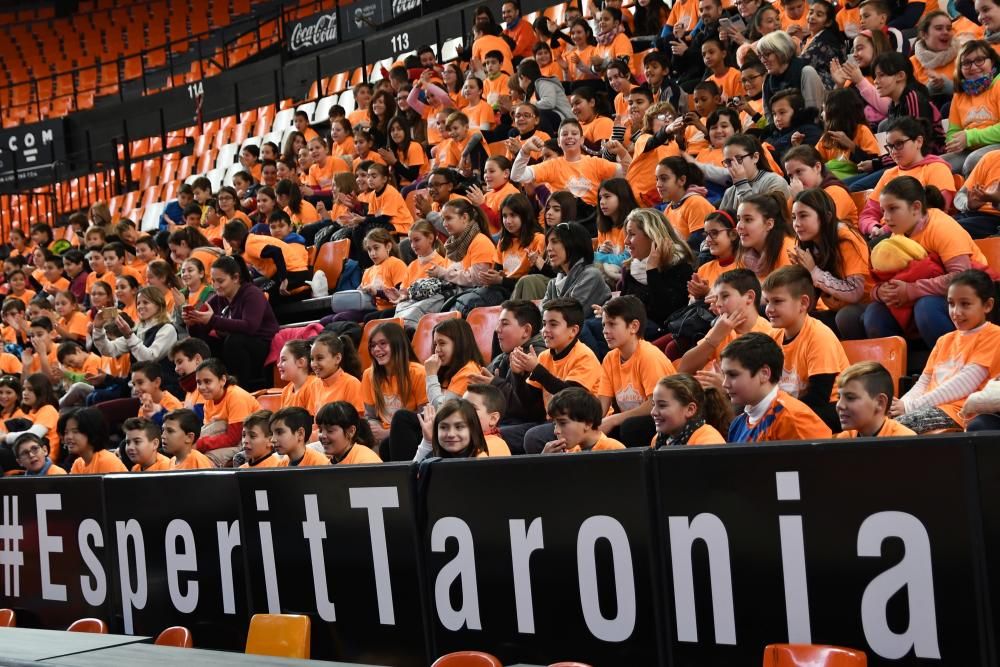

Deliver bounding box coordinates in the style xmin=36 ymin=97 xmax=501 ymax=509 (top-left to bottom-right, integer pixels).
xmin=206 ymin=332 xmax=271 ymax=393
xmin=382 ymin=410 xmax=422 ymax=462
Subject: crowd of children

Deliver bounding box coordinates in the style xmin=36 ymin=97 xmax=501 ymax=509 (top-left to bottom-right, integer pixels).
xmin=5 ymin=0 xmax=1000 ymax=475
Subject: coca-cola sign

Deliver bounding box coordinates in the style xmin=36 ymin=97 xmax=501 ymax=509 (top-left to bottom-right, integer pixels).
xmin=287 ymin=11 xmax=339 ymax=55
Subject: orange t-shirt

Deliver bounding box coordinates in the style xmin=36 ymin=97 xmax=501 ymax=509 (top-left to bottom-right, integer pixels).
xmin=836 ymin=6 xmax=861 ymax=37
xmin=702 ymin=315 xmax=776 ymax=371
xmin=361 ymin=361 xmax=428 ymax=427
xmin=909 ymin=208 xmax=988 ymax=266
xmin=505 ymin=20 xmax=536 ymax=59
xmin=0 ymin=352 xmax=20 ymax=376
xmin=433 ymin=135 xmax=472 ymax=169
xmin=348 ymin=107 xmax=370 ymax=126
xmin=308 ymin=158 xmax=347 ymax=189
xmin=530 ymin=156 xmax=618 ymax=206
xmin=581 ymin=116 xmax=614 ymax=145
xmin=5 ymin=289 xmax=35 ymax=306
xmin=917 ymin=322 xmax=1000 ymax=423
xmin=870 ymin=162 xmax=955 ymax=209
xmin=666 ymin=194 xmax=715 ymax=239
xmin=599 ymin=340 xmax=677 ymax=412
xmin=836 ymin=417 xmax=916 ymax=439
xmin=38 ymin=276 xmax=70 ymax=293
xmin=567 ymin=432 xmax=627 ymax=452
xmin=70 ymin=448 xmax=127 ymax=474
xmin=277 ymin=446 xmax=330 ymax=467
xmin=948 ymin=80 xmax=1000 ymax=133
xmin=472 ymin=34 xmax=514 ymax=74
xmin=484 ymin=182 xmax=520 ymax=217
xmin=396 ymin=143 xmax=428 ymax=185
xmin=171 ymin=449 xmax=215 ymax=469
xmin=460 ymin=233 xmax=500 ymax=271
xmin=708 ymin=67 xmax=746 ymax=101
xmin=463 ymin=100 xmax=495 ymax=131
xmin=667 ymin=0 xmax=699 ymax=31
xmin=696 ymin=257 xmax=736 ymax=287
xmin=771 ymin=315 xmax=849 ymax=401
xmin=317 ymin=369 xmax=365 ymax=414
xmin=482 ymin=73 xmax=510 ymax=105
xmin=403 ymin=254 xmax=450 ymax=289
xmin=594 ymin=32 xmax=633 ymax=65
xmin=58 ymin=310 xmax=90 ymax=341
xmin=441 ymin=360 xmax=482 ymax=397
xmin=528 ymin=340 xmax=603 ymax=406
xmin=279 ymin=374 xmax=324 ymax=412
xmin=243 ymin=235 xmax=310 ymax=278
xmin=43 ymin=463 xmax=67 ymax=475
xmin=27 ymin=347 xmax=60 ymax=376
xmin=824 ymin=184 xmax=859 ymax=229
xmin=337 ymin=444 xmax=383 ymax=464
xmin=484 ymin=433 xmax=511 ymax=457
xmin=359 ymin=185 xmax=414 ymax=234
xmin=240 ymin=452 xmax=282 ymax=469
xmin=819 ymin=224 xmax=873 ymax=310
xmin=131 ymin=452 xmax=171 ymax=472
xmin=284 ymin=200 xmax=321 ymax=226
xmin=964 ymin=150 xmax=1000 ymax=215
xmin=628 ymin=133 xmax=680 ymax=207
xmin=564 ymin=45 xmax=599 ymax=82
xmin=361 ymin=256 xmax=408 ymax=310
xmin=816 ymin=124 xmax=881 ymax=169
xmin=500 ymin=232 xmax=546 ymax=278
xmin=738 ymin=235 xmax=797 ymax=281
xmin=730 ymin=389 xmax=833 ymax=441
xmin=654 ymin=422 xmax=728 ymax=446
xmin=204 ymin=385 xmax=262 ymax=426
xmin=190 ymin=248 xmax=220 ymax=274
xmin=333 ymin=137 xmax=356 ymax=158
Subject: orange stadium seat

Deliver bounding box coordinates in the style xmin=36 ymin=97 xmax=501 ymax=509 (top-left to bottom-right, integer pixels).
xmin=67 ymin=618 xmax=108 ymax=634
xmin=413 ymin=311 xmax=461 ymax=363
xmin=763 ymin=644 xmax=867 ymax=666
xmin=432 ymin=652 xmax=503 ymax=667
xmin=359 ymin=318 xmax=403 ymax=370
xmin=841 ymin=337 xmax=907 ymax=395
xmin=245 ymin=614 xmax=310 ymax=659
xmin=467 ymin=306 xmax=501 ymax=362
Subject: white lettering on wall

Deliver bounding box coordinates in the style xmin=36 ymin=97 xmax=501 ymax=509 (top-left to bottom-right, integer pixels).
xmin=78 ymin=519 xmax=106 ymax=607
xmin=432 ymin=517 xmax=481 ymax=631
xmin=509 ymin=518 xmax=544 ymax=634
xmin=115 ymin=520 xmax=148 ymax=634
xmin=302 ymin=494 xmax=337 ymax=621
xmin=36 ymin=494 xmax=66 ymax=602
xmin=164 ymin=519 xmax=198 ymax=614
xmin=349 ymin=487 xmax=399 ymax=625
xmin=577 ymin=516 xmax=636 ymax=642
xmin=668 ymin=513 xmax=736 ymax=645
xmin=776 ymin=471 xmax=811 ymax=643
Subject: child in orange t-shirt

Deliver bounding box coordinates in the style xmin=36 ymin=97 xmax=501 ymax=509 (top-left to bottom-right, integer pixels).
xmin=835 ymin=362 xmax=915 ymax=438
xmin=124 ymin=417 xmax=171 ymax=472
xmin=650 ymin=374 xmax=730 ymax=447
xmin=316 ymin=401 xmax=384 ymax=464
xmin=358 ymin=164 xmax=414 ymax=234
xmin=277 ymin=339 xmax=324 ymax=411
xmin=955 ymin=148 xmax=1000 ymax=238
xmin=14 ymin=433 xmax=66 ymax=476
xmin=893 ymin=270 xmax=1000 ymax=433
xmin=702 ymin=37 xmax=745 ymax=101
xmin=542 ymin=387 xmax=627 ymax=453
xmin=597 ymin=296 xmax=677 ymax=442
xmin=272 ymin=407 xmax=329 ymax=467
xmin=463 ymin=385 xmax=512 ymax=457
xmin=239 ymin=410 xmax=282 ymax=468
xmin=310 ymin=333 xmax=365 ymax=414
xmin=722 ymin=332 xmax=833 ymax=442
xmin=424 ymin=318 xmax=485 ymax=407
xmin=357 ymin=228 xmax=408 ymax=313
xmin=4 ymin=270 xmax=35 ymax=306
xmin=762 ymin=266 xmax=849 ymax=432
xmin=496 ymin=193 xmax=545 ymax=283
xmin=360 ymin=321 xmax=429 ymax=443
xmin=162 ymin=408 xmax=215 ymax=469
xmin=657 ymin=157 xmax=716 ymax=243
xmin=52 ymin=291 xmax=89 ymax=344
xmin=195 ymin=359 xmax=262 ymax=466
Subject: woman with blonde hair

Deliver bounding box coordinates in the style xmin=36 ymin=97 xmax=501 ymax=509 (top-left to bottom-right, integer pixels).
xmin=580 ymin=208 xmax=695 ymax=358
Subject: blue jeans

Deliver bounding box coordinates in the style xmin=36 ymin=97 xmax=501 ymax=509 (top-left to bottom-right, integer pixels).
xmin=862 ymin=296 xmax=954 ymax=348
xmin=967 ymin=413 xmax=1000 ymax=432
xmin=846 ymin=168 xmax=887 ymax=192
xmin=955 ymin=212 xmax=1000 ymax=239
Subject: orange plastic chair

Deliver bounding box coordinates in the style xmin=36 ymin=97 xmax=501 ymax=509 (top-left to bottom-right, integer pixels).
xmin=976 ymin=237 xmax=1000 ymax=269
xmin=840 ymin=336 xmax=907 ymax=395
xmin=256 ymin=393 xmax=283 ymax=412
xmin=549 ymin=663 xmax=593 ymax=667
xmin=245 ymin=613 xmax=310 ymax=659
xmin=359 ymin=317 xmax=404 ymax=370
xmin=67 ymin=618 xmax=108 ymax=634
xmin=413 ymin=311 xmax=461 ymax=363
xmin=0 ymin=608 xmax=15 ymax=627
xmin=155 ymin=626 xmax=193 ymax=648
xmin=763 ymin=643 xmax=867 ymax=666
xmin=467 ymin=305 xmax=501 ymax=362
xmin=431 ymin=651 xmax=503 ymax=667
xmin=850 ymin=190 xmax=871 ymax=215
xmin=314 ymin=238 xmax=350 ymax=287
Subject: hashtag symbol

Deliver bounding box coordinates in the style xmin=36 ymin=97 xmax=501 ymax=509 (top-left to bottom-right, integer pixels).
xmin=0 ymin=496 xmax=23 ymax=597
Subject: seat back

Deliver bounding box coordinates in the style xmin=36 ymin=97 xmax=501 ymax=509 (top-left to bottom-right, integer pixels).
xmin=431 ymin=651 xmax=504 ymax=667
xmin=67 ymin=618 xmax=108 ymax=633
xmin=850 ymin=190 xmax=871 ymax=215
xmin=976 ymin=237 xmax=1000 ymax=269
xmin=0 ymin=608 xmax=15 ymax=627
xmin=413 ymin=311 xmax=461 ymax=363
xmin=467 ymin=306 xmax=501 ymax=362
xmin=155 ymin=626 xmax=193 ymax=648
xmin=315 ymin=238 xmax=351 ymax=288
xmin=763 ymin=643 xmax=867 ymax=666
xmin=549 ymin=662 xmax=594 ymax=667
xmin=840 ymin=336 xmax=907 ymax=395
xmin=359 ymin=318 xmax=404 ymax=370
xmin=245 ymin=613 xmax=310 ymax=659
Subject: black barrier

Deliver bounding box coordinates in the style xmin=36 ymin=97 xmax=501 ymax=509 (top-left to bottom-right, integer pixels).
xmin=2 ymin=438 xmax=1000 ymax=665
xmin=0 ymin=119 xmax=67 ymax=189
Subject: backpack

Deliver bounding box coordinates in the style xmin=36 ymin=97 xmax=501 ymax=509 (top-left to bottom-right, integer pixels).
xmin=336 ymin=259 xmax=362 ymax=291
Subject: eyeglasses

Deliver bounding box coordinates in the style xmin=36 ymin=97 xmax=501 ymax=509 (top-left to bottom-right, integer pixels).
xmin=740 ymin=73 xmax=763 ymax=86
xmin=721 ymin=154 xmax=752 ymax=168
xmin=705 ymin=228 xmax=730 ymax=238
xmin=513 ymin=112 xmax=536 ymax=119
xmin=16 ymin=445 xmax=43 ymax=460
xmin=885 ymin=137 xmax=912 ymax=152
xmin=961 ymin=55 xmax=989 ymax=69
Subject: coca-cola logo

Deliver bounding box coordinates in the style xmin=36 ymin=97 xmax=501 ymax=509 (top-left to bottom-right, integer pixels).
xmin=289 ymin=12 xmax=338 ymax=53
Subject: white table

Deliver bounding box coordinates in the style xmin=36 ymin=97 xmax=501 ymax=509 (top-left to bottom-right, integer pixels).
xmin=0 ymin=626 xmax=150 ymax=661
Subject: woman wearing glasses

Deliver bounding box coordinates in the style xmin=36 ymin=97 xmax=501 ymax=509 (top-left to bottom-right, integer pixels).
xmin=940 ymin=41 xmax=1000 ymax=176
xmin=755 ymin=31 xmax=827 ymax=123
xmin=858 ymin=117 xmax=955 ymax=239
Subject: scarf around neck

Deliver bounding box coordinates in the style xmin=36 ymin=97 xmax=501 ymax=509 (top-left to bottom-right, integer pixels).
xmin=913 ymin=38 xmax=959 ymax=70
xmin=596 ymin=23 xmax=624 ymax=46
xmin=655 ymin=419 xmax=706 ymax=448
xmin=444 ymin=221 xmax=480 ymax=262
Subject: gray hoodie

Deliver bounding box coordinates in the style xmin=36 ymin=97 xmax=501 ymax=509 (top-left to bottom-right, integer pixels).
xmin=532 ymin=76 xmax=573 ymax=120
xmin=543 ymin=259 xmax=611 ymax=310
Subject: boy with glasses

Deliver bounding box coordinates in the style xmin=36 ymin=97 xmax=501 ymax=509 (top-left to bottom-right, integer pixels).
xmin=14 ymin=434 xmax=65 ymax=476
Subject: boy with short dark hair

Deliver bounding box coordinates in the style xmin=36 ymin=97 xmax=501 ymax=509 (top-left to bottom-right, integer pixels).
xmin=38 ymin=255 xmax=69 ymax=296
xmin=162 ymin=183 xmax=194 ymax=230
xmin=463 ymin=384 xmax=511 ymax=456
xmin=514 ymin=298 xmax=604 ymax=453
xmin=271 ymin=407 xmax=328 ymax=467
xmin=543 ymin=387 xmax=626 ymax=453
xmin=267 ymin=211 xmax=306 ymax=245
xmin=23 ymin=317 xmax=59 ymax=379
xmin=102 ymin=242 xmax=143 ymax=282
xmin=678 ymin=269 xmax=774 ymax=374
xmin=1 ymin=298 xmax=29 ymax=347
xmin=835 ymin=362 xmax=915 ymax=438
xmin=482 ymin=50 xmax=510 ymax=105
xmin=57 ymin=340 xmax=102 ymax=382
xmin=597 ymin=295 xmax=675 ymax=445
xmin=721 ymin=332 xmax=832 ymax=442
xmin=191 ymin=177 xmax=212 ymax=206
xmin=123 ymin=417 xmax=169 ymax=472
xmin=132 ymin=361 xmax=184 ymax=424
xmin=14 ymin=433 xmax=66 ymax=475
xmin=171 ymin=338 xmax=212 ymax=414
xmin=182 ymin=204 xmax=203 ymax=228
xmin=162 ymin=408 xmax=215 ymax=469
xmin=240 ymin=410 xmax=281 ymax=468
xmin=761 ymin=265 xmax=849 ymax=431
